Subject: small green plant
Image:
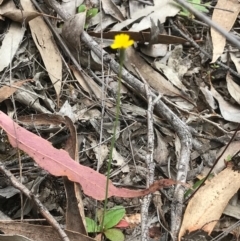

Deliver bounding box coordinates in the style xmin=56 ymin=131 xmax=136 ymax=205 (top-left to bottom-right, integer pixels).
xmin=86 ymin=34 xmax=133 ymax=241
xmin=226 ymin=154 xmax=232 ymax=162
xmin=178 ymin=0 xmax=211 ymax=17
xmin=184 ymin=174 xmax=214 ymax=198
xmin=86 ymin=206 xmax=126 ymax=241
xmin=77 ymin=4 xmax=98 ymax=28
xmin=210 ymin=63 xmax=220 ymax=69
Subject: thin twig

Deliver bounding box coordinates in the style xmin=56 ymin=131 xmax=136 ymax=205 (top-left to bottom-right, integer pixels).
xmin=0 ymin=164 xmax=70 ymax=241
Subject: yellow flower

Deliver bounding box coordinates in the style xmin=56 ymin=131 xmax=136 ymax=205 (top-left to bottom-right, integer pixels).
xmin=111 ymin=34 xmax=134 ymax=49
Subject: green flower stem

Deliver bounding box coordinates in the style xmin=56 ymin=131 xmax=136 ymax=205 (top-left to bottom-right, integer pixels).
xmin=100 ymin=49 xmax=125 ymax=232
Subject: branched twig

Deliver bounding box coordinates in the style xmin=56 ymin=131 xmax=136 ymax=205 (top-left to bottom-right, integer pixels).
xmin=133 ymin=64 xmax=156 ymax=241
xmin=0 ymin=164 xmax=70 ymax=241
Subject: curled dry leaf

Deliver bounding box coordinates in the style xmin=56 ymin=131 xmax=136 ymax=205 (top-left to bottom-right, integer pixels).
xmin=200 ymin=86 xmax=218 ymax=110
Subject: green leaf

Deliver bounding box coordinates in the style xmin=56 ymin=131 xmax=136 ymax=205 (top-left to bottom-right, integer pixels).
xmin=226 ymin=155 xmax=232 ymax=161
xmin=178 ymin=0 xmax=211 ymax=17
xmin=87 ymin=8 xmax=98 ymax=18
xmin=78 ymin=4 xmax=86 ymax=13
xmin=103 ymin=206 xmax=125 ymax=229
xmin=104 ymin=228 xmax=125 ymax=241
xmin=86 ymin=217 xmax=100 ymax=233
xmin=184 ymin=174 xmax=213 ymax=198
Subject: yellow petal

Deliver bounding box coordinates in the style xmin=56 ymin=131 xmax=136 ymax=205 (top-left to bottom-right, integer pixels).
xmin=111 ymin=34 xmax=134 ymax=49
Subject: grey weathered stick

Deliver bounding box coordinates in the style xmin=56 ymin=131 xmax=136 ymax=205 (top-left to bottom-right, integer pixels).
xmin=133 ymin=64 xmax=156 ymax=241
xmin=0 ymin=163 xmax=70 ymax=241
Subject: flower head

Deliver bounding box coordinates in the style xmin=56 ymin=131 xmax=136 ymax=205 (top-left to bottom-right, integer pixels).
xmin=111 ymin=34 xmax=134 ymax=49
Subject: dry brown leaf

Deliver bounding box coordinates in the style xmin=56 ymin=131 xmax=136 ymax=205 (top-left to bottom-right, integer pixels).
xmin=0 ymin=22 xmax=25 ymax=71
xmin=0 ymin=234 xmax=33 ymax=241
xmin=211 ymin=0 xmax=240 ymax=62
xmin=90 ymin=11 xmax=116 ymax=31
xmin=154 ymin=64 xmax=182 ymax=89
xmin=3 ymin=10 xmax=40 ymax=22
xmin=64 ymin=116 xmax=87 ymax=234
xmin=179 ymin=168 xmax=240 ymax=240
xmin=80 ymin=71 xmax=103 ymax=100
xmin=124 ymin=213 xmax=141 ymax=228
xmin=124 ymin=47 xmax=182 ymax=96
xmin=200 ymin=86 xmax=218 ymax=110
xmin=61 ymin=0 xmax=83 ymax=16
xmin=129 ymin=0 xmax=143 ymax=18
xmin=140 ymin=43 xmax=167 ymax=57
xmin=101 ymin=0 xmax=124 ymax=22
xmin=0 ymin=0 xmax=40 ymax=22
xmin=21 ymin=0 xmax=62 ymax=106
xmin=71 ymin=67 xmax=92 ymax=95
xmin=0 ymin=221 xmax=94 ymax=241
xmin=71 ymin=67 xmax=106 ymax=102
xmin=89 ymin=31 xmax=186 ymax=44
xmin=153 ymin=130 xmax=169 ymax=164
xmin=0 ymin=80 xmax=31 ymax=103
xmin=62 ymin=12 xmax=86 ymax=54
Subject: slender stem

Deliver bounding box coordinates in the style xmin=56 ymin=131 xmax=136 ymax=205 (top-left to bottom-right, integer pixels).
xmin=100 ymin=49 xmax=124 ymax=232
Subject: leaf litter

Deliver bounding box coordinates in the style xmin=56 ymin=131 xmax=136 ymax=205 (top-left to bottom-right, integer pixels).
xmin=1 ymin=0 xmax=240 ymax=240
